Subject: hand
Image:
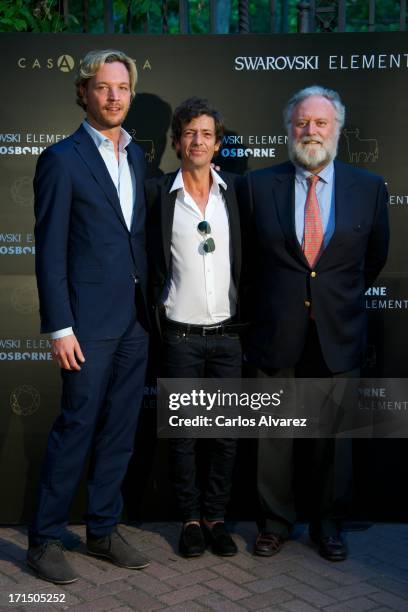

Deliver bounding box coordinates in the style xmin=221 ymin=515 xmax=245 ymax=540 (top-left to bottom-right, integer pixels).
xmin=51 ymin=334 xmax=85 ymax=370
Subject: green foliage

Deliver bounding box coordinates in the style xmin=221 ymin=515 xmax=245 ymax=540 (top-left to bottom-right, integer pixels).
xmin=126 ymin=0 xmax=161 ymax=33
xmin=0 ymin=0 xmax=403 ymax=34
xmin=188 ymin=0 xmax=209 ymax=33
xmin=68 ymin=0 xmax=103 ymax=32
xmin=0 ymin=0 xmax=78 ymax=32
xmin=248 ymin=0 xmax=273 ymax=33
xmin=347 ymin=0 xmax=402 ymax=32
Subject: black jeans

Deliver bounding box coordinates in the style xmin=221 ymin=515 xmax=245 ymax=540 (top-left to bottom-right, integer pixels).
xmin=162 ymin=328 xmax=242 ymax=522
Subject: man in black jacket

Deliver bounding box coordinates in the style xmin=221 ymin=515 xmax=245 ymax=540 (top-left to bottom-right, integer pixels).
xmin=146 ymin=97 xmax=243 ymax=558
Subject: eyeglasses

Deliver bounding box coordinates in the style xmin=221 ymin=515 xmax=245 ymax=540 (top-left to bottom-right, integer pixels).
xmin=197 ymin=220 xmax=215 ymax=253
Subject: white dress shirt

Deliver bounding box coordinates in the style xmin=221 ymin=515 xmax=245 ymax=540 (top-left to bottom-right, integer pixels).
xmin=160 ymin=168 xmax=237 ymax=325
xmin=51 ymin=120 xmax=135 ymax=339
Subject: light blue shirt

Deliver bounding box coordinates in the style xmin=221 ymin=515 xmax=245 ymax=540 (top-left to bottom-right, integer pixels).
xmin=294 ymin=161 xmax=335 ymax=249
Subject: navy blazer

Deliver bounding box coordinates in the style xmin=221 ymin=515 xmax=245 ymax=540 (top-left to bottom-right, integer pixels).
xmin=238 ymin=160 xmax=389 ymax=373
xmin=34 ymin=124 xmax=148 ymax=340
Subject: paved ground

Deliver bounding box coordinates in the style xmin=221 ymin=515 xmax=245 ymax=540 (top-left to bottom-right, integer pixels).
xmin=0 ymin=522 xmax=407 ymax=611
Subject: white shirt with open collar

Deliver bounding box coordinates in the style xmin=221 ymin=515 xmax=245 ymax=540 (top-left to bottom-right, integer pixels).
xmin=160 ymin=167 xmax=237 ymax=325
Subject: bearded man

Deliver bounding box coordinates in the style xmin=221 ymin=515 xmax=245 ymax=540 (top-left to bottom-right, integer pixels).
xmin=238 ymin=86 xmax=389 ymax=561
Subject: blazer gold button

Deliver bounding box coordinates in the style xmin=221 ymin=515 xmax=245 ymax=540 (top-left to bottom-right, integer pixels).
xmin=311 ymin=271 xmax=317 ymax=278
xmin=304 ymin=300 xmax=311 ymax=307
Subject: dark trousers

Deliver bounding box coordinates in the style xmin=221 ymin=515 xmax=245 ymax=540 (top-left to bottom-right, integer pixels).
xmin=255 ymin=321 xmax=358 ymax=538
xmin=162 ymin=328 xmax=241 ymax=522
xmin=29 ymin=317 xmax=148 ymax=545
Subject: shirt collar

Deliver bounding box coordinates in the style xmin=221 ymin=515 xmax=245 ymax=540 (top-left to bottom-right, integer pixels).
xmin=295 ymin=160 xmax=334 ymax=185
xmin=82 ymin=119 xmax=132 ymax=152
xmin=170 ymin=167 xmax=227 ymax=194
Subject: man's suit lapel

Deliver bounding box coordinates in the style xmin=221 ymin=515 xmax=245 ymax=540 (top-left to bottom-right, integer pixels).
xmin=161 ymin=173 xmax=178 ymax=273
xmin=318 ymin=160 xmax=358 ymax=262
xmin=127 ymin=144 xmax=145 ymax=235
xmin=73 ymin=125 xmax=128 ymax=231
xmin=220 ymin=175 xmax=241 ymax=289
xmin=273 ymin=162 xmax=308 ymax=266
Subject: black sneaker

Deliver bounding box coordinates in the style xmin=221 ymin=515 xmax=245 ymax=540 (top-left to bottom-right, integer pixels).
xmin=87 ymin=528 xmax=149 ymax=569
xmin=179 ymin=523 xmax=205 ymax=557
xmin=204 ymin=522 xmax=238 ymax=556
xmin=27 ymin=540 xmax=78 ymax=584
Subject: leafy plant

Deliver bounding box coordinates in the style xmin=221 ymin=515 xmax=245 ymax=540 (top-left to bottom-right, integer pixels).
xmin=0 ymin=0 xmax=403 ymax=34
xmin=0 ymin=0 xmax=78 ymax=32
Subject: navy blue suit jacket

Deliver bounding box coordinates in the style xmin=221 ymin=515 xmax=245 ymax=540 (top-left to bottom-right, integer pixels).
xmin=34 ymin=124 xmax=148 ymax=340
xmin=239 ymin=160 xmax=389 ymax=373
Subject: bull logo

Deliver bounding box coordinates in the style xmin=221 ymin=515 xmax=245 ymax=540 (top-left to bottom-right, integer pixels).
xmin=129 ymin=129 xmax=156 ymax=163
xmin=343 ymin=129 xmax=379 ymax=163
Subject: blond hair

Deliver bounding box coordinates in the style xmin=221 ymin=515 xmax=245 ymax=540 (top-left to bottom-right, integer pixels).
xmin=75 ymin=49 xmax=137 ymax=109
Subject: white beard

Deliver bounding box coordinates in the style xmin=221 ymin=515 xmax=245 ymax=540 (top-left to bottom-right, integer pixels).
xmin=288 ymin=133 xmax=339 ymax=171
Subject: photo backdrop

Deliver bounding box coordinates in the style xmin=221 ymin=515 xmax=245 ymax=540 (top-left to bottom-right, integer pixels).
xmin=0 ymin=32 xmax=406 ymax=523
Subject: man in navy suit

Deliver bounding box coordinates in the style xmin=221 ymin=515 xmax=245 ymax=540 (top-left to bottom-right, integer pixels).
xmin=239 ymin=86 xmax=389 ymax=561
xmin=28 ymin=50 xmax=149 ymax=584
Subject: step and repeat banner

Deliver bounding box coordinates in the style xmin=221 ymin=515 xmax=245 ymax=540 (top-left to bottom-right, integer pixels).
xmin=0 ymin=32 xmax=407 ymax=523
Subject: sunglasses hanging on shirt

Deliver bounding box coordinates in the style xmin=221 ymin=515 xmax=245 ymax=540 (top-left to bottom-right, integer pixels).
xmin=197 ymin=220 xmax=215 ymax=253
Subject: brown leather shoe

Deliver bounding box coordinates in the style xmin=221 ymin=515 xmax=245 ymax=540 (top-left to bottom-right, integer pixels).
xmin=254 ymin=532 xmax=285 ymax=557
xmin=316 ymin=535 xmax=347 ymax=562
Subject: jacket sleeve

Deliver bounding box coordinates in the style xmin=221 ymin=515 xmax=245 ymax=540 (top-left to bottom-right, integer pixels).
xmin=364 ymin=179 xmax=390 ymax=289
xmin=34 ymin=148 xmax=75 ymax=333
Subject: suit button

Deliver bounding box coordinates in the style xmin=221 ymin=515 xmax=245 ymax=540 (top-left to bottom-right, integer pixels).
xmin=311 ymin=271 xmax=317 ymax=278
xmin=304 ymin=300 xmax=311 ymax=308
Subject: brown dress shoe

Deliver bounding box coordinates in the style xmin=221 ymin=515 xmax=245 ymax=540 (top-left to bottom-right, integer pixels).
xmin=316 ymin=535 xmax=347 ymax=562
xmin=254 ymin=532 xmax=285 ymax=557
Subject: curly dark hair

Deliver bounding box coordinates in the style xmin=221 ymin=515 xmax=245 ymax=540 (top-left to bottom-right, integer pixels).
xmin=171 ymin=97 xmax=224 ymax=154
